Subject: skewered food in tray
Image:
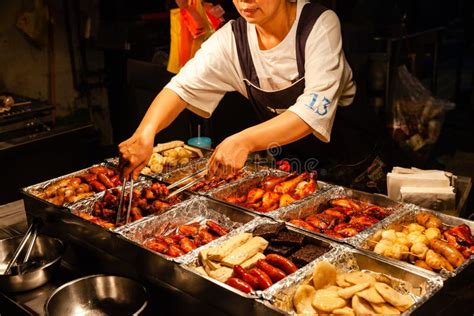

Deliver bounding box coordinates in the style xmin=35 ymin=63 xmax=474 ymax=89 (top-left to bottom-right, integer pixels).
xmin=141 ymin=220 xmax=230 ymax=258
xmin=291 ymin=261 xmax=414 ymax=315
xmin=31 ymin=166 xmax=122 ymax=206
xmin=74 ymin=182 xmax=181 ymax=229
xmin=367 ymin=211 xmax=473 ymax=272
xmin=288 ymin=198 xmax=391 ymax=238
xmin=192 ymin=223 xmax=330 ymax=293
xmin=224 ymin=172 xmax=318 ymax=213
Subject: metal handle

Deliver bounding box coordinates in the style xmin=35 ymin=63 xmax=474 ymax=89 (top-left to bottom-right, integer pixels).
xmin=115 ymin=177 xmax=127 ymax=225
xmin=166 ymin=167 xmax=207 ymax=190
xmin=167 ymin=175 xmax=206 ymax=199
xmin=4 ymin=221 xmax=36 ymax=275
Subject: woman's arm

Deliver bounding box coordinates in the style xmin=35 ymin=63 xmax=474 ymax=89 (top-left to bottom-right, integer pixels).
xmin=209 ymin=111 xmax=312 ymax=176
xmin=119 ymin=88 xmax=187 ymax=179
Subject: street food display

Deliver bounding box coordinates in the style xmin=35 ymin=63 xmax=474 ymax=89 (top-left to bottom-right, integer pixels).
xmin=74 ymin=182 xmax=182 ymax=229
xmin=291 ymin=261 xmax=414 ymax=314
xmin=288 ymin=197 xmax=392 ymax=239
xmin=19 ymin=159 xmax=474 ymax=315
xmin=140 ymin=140 xmax=204 ymax=175
xmin=191 ymin=223 xmax=331 ymax=293
xmin=142 ymin=220 xmax=229 ymax=257
xmin=223 ymin=172 xmax=318 ymax=213
xmin=29 ymin=166 xmax=122 ymax=206
xmin=366 ymin=211 xmax=474 ymax=272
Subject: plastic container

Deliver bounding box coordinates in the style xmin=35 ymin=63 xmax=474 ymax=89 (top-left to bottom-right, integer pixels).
xmin=187 ymin=137 xmax=212 ymax=149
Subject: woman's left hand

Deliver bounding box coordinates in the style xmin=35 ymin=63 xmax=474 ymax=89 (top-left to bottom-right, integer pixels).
xmin=208 ymin=134 xmax=251 ymax=177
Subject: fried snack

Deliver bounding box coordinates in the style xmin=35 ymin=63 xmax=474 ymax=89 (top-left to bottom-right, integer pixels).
xmin=424 ymin=227 xmax=442 ymax=241
xmin=312 ymin=288 xmax=347 ymax=312
xmin=345 ymin=271 xmax=375 ymax=286
xmin=207 ymin=233 xmax=252 ymax=261
xmin=370 ymin=302 xmax=401 ymax=315
xmin=414 ymin=260 xmax=433 ymax=271
xmin=416 ymin=212 xmax=442 ymax=228
xmin=374 ymin=282 xmax=413 ymax=311
xmin=351 ymin=295 xmax=375 ymax=315
xmin=312 ymin=261 xmax=337 ymax=289
xmin=429 ymin=239 xmax=465 ymax=268
xmin=293 ymin=285 xmax=317 ymax=314
xmin=221 ymin=236 xmax=268 ymax=267
xmin=337 ymin=282 xmax=370 ymax=299
xmin=209 ymin=266 xmax=233 ymax=283
xmin=240 ymin=253 xmax=266 ymax=270
xmin=356 ymin=286 xmax=385 ymax=304
xmin=403 ymin=223 xmax=425 ymax=234
xmin=332 ymin=306 xmax=355 ymax=315
xmin=153 ymin=140 xmax=185 ymax=152
xmin=336 ymin=273 xmax=352 ymax=288
xmin=194 ymin=266 xmax=207 ymax=276
xmin=425 ymin=249 xmax=454 ymax=271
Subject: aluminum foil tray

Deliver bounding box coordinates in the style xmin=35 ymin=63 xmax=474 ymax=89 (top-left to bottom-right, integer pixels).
xmin=272 ymin=186 xmax=409 ymax=245
xmin=117 ymin=196 xmax=257 ymax=264
xmin=22 ymin=163 xmax=127 ymax=208
xmin=260 ymin=246 xmax=443 ymax=315
xmin=177 ymin=218 xmax=336 ymax=314
xmin=105 ymin=144 xmax=213 ymax=180
xmin=69 ymin=179 xmax=192 ymax=231
xmin=354 ymin=205 xmax=474 ymax=279
xmin=209 ymin=170 xmax=334 ymax=217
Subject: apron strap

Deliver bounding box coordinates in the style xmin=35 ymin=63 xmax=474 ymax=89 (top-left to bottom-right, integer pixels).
xmin=231 ymin=18 xmax=260 ymax=87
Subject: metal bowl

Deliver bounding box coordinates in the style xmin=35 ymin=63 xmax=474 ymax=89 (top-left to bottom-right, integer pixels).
xmin=0 ymin=235 xmax=64 ymax=292
xmin=45 ymin=275 xmax=148 ymax=316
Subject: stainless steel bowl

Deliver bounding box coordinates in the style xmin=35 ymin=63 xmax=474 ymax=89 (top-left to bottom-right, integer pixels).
xmin=0 ymin=235 xmax=64 ymax=292
xmin=45 ymin=275 xmax=148 ymax=316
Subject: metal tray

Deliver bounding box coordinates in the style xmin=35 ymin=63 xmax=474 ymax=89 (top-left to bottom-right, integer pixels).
xmin=162 ymin=161 xmax=260 ymax=196
xmin=69 ymin=179 xmax=192 ymax=231
xmin=272 ymin=186 xmax=408 ymax=245
xmin=178 ymin=217 xmax=336 ymax=315
xmin=105 ymin=144 xmax=213 ymax=181
xmin=354 ymin=205 xmax=474 ymax=279
xmin=22 ymin=163 xmax=126 ymax=208
xmin=209 ymin=170 xmax=334 ymax=218
xmin=258 ymin=246 xmax=443 ymax=315
xmin=117 ymin=196 xmax=257 ymax=264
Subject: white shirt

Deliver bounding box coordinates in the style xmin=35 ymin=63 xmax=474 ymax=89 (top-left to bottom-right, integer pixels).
xmin=166 ymin=0 xmax=355 ymax=142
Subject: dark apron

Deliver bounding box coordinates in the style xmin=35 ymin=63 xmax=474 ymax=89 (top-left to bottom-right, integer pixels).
xmin=232 ymin=3 xmax=383 ymax=185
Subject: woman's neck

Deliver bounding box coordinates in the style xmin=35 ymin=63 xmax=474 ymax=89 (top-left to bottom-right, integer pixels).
xmin=255 ymin=2 xmax=297 ymax=50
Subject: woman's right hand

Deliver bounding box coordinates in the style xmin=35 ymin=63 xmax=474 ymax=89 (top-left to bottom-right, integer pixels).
xmin=118 ymin=128 xmax=155 ymax=180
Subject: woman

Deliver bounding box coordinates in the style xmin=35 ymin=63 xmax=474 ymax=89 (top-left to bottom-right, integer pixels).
xmin=119 ymin=0 xmax=379 ymax=181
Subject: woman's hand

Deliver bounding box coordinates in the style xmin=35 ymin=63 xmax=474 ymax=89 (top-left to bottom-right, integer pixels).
xmin=118 ymin=128 xmax=155 ymax=180
xmin=209 ymin=134 xmax=251 ymax=177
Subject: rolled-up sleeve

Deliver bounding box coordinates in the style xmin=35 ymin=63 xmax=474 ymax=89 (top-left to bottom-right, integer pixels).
xmin=287 ymin=10 xmax=355 ymax=143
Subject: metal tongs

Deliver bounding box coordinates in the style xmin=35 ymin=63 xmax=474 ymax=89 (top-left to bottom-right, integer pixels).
xmin=115 ymin=177 xmax=134 ymax=226
xmin=166 ymin=167 xmax=207 ymax=199
xmin=4 ymin=220 xmax=39 ymax=275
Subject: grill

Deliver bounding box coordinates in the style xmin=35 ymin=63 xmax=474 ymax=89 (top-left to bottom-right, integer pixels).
xmin=0 ymin=94 xmax=54 ymax=142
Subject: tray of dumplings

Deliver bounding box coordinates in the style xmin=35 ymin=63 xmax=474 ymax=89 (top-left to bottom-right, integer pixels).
xmin=258 ymin=246 xmax=443 ymax=315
